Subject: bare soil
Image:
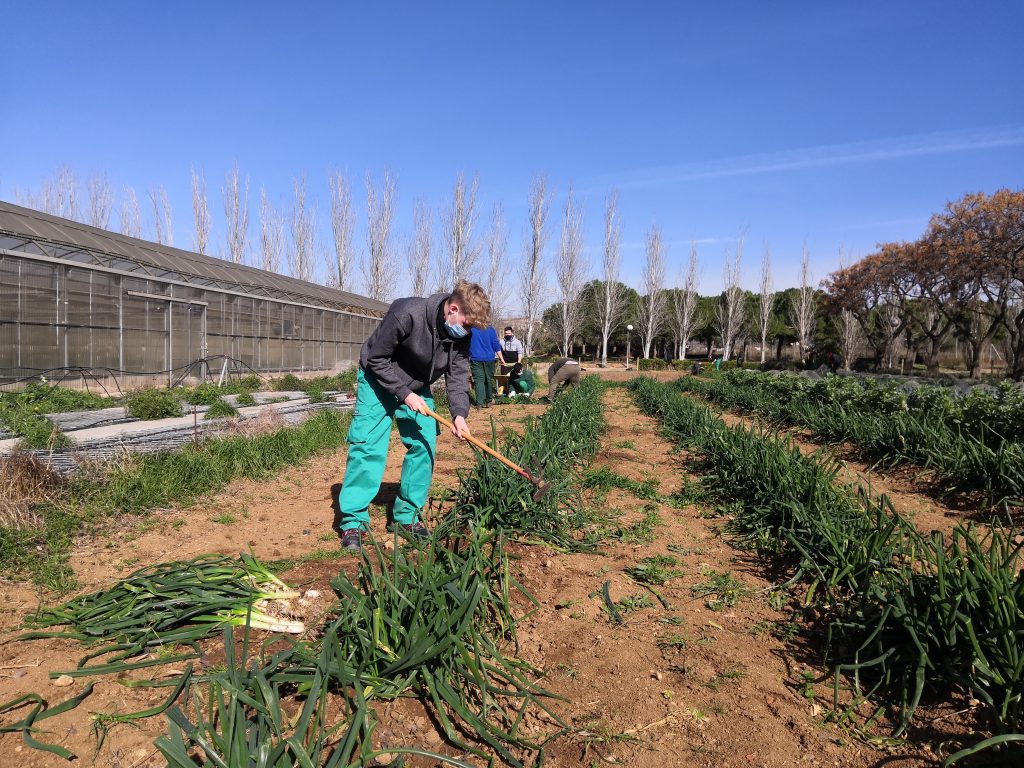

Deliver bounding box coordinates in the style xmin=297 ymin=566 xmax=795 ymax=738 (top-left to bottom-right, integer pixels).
xmin=0 ymin=377 xmax=953 ymax=766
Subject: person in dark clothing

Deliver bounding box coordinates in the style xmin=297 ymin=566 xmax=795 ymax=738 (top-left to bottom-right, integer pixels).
xmin=469 ymin=325 xmax=505 ymax=407
xmin=504 ymin=362 xmax=536 ymax=397
xmin=546 ymin=357 xmax=582 ymax=399
xmin=338 ymin=280 xmax=490 ymax=551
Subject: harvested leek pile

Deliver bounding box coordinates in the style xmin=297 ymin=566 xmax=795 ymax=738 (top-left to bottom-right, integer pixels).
xmin=19 ymin=553 xmax=304 ymax=673
xmin=161 ymin=527 xmax=561 ymax=768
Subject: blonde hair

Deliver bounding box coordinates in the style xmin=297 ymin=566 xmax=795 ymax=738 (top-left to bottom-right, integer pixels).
xmin=450 ymin=280 xmax=491 ymax=328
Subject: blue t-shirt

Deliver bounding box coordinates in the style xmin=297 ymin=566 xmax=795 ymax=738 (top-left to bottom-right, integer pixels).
xmin=469 ymin=326 xmax=502 ymax=362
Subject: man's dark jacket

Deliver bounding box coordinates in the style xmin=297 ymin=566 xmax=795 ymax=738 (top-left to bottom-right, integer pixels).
xmin=359 ymin=292 xmax=471 ymax=418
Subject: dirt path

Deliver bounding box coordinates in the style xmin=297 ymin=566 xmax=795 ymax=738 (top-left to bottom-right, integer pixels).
xmin=503 ymin=388 xmax=928 ymax=768
xmin=0 ymin=386 xmax=938 ymax=767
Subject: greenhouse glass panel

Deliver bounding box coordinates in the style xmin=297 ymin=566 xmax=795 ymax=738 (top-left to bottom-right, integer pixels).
xmin=91 ymin=271 xmax=120 ymax=331
xmin=0 ymin=258 xmax=17 ymax=324
xmin=123 ymin=329 xmax=147 ymax=372
xmin=67 ymin=327 xmax=92 ymax=367
xmin=267 ymin=337 xmax=282 ymax=370
xmin=20 ymin=261 xmax=58 ymax=325
xmin=65 ymin=267 xmax=93 ymax=327
xmin=21 ymin=323 xmax=60 ymax=372
xmin=0 ymin=322 xmax=16 ymax=369
xmin=92 ymin=329 xmax=119 ymax=370
xmin=235 ymin=297 xmax=254 ymax=339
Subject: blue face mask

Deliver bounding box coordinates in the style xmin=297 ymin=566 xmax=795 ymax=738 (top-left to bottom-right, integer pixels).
xmin=444 ymin=321 xmax=468 ymax=339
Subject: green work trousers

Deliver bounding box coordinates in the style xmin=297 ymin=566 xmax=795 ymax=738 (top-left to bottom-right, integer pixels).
xmin=338 ymin=368 xmax=436 ymax=531
xmin=471 ymin=360 xmax=496 ymax=406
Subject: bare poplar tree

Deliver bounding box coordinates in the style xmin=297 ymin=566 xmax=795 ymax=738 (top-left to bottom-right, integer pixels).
xmin=86 ymin=173 xmax=113 ymax=228
xmin=363 ymin=170 xmax=397 ymax=302
xmin=258 ymin=187 xmax=284 ymax=273
xmin=223 ymin=163 xmax=250 ymax=264
xmin=637 ymin=225 xmax=667 ymax=359
xmin=672 ymin=241 xmax=700 ymax=360
xmin=288 ymin=175 xmax=316 ymax=282
xmin=757 ymin=243 xmax=775 ymax=363
xmin=716 ymin=236 xmax=746 ymax=361
xmin=52 ymin=166 xmax=79 ymax=220
xmin=120 ymin=185 xmax=142 ymax=238
xmin=15 ymin=166 xmax=78 ymax=218
xmin=191 ymin=167 xmax=211 ymax=253
xmin=594 ymin=192 xmax=624 ymax=367
xmin=441 ymin=172 xmax=480 ymax=288
xmin=327 ymin=169 xmax=355 ymax=291
xmin=484 ymin=202 xmax=508 ymax=323
xmin=149 ymin=185 xmax=173 ymax=245
xmin=791 ymin=244 xmax=816 ymax=365
xmin=838 ymin=308 xmax=862 ymax=371
xmin=554 ymin=185 xmax=587 ymax=356
xmin=407 ymin=200 xmax=433 ymax=297
xmin=519 ymin=176 xmax=550 ymax=356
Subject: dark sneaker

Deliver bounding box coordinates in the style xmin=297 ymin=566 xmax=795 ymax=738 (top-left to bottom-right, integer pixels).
xmin=341 ymin=528 xmax=364 ymax=551
xmin=387 ymin=520 xmax=431 ymax=539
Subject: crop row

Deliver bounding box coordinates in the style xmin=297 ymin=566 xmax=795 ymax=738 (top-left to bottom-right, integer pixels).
xmin=630 ymin=376 xmax=1024 ymax=765
xmin=5 ymin=378 xmax=608 ymax=764
xmin=446 ymin=374 xmax=606 ymax=550
xmin=677 ymin=370 xmax=1024 ymax=507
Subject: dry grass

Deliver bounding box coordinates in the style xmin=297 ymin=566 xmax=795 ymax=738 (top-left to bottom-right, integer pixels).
xmin=0 ymin=452 xmax=65 ymax=529
xmin=214 ymin=408 xmax=287 ymax=439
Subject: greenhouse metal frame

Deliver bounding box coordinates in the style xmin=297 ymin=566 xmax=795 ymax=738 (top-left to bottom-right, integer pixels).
xmin=0 ymin=201 xmax=388 ymax=387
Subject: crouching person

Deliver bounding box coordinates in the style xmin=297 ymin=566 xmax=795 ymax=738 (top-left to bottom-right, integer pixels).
xmin=504 ymin=362 xmax=536 ymax=398
xmin=338 ymin=280 xmax=489 ymax=551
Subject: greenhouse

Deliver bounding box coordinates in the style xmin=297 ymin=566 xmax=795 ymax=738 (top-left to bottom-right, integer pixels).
xmin=0 ymin=201 xmax=387 ymax=387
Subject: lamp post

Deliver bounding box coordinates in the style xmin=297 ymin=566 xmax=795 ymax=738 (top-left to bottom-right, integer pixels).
xmin=626 ymin=324 xmax=634 ymax=370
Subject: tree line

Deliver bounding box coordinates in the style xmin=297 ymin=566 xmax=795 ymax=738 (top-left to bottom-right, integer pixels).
xmin=826 ymin=189 xmax=1024 ymax=379
xmin=11 ymin=170 xmax=1022 ymax=378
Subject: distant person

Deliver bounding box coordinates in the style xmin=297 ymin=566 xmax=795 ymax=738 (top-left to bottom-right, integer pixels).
xmin=546 ymin=357 xmax=581 ymax=399
xmin=714 ymin=357 xmax=722 ymax=371
xmin=504 ymin=362 xmax=536 ymax=398
xmin=500 ymin=327 xmax=525 ymax=376
xmin=337 ymin=280 xmax=489 ymax=551
xmin=469 ymin=324 xmax=505 ymax=407
xmin=828 ymin=351 xmax=839 ymax=374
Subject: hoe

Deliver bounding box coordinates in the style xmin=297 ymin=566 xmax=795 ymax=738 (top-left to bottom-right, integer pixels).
xmin=425 ymin=407 xmax=552 ymax=502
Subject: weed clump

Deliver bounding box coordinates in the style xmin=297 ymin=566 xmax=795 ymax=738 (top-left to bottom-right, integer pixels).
xmin=204 ymin=398 xmax=239 ymax=420
xmin=124 ymin=389 xmax=181 ymax=420
xmin=235 ymin=392 xmax=257 ymax=407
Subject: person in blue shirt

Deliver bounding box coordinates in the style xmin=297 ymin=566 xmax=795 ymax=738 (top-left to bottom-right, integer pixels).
xmin=469 ymin=325 xmax=505 ymax=407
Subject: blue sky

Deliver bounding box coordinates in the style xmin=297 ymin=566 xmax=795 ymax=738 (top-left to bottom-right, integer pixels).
xmin=2 ymin=2 xmax=1022 ymax=301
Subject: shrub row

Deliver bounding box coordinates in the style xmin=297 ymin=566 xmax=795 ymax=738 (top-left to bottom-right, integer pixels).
xmin=631 ymin=377 xmax=1024 ymax=764
xmin=678 ymin=370 xmax=1024 ymax=508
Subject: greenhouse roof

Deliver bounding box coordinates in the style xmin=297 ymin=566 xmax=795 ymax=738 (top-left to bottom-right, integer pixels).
xmin=0 ymin=200 xmax=389 ymax=317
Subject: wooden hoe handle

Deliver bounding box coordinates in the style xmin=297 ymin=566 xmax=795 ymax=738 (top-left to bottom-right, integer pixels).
xmin=424 ymin=407 xmax=539 ymax=484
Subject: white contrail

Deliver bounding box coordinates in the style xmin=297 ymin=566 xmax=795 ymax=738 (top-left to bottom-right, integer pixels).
xmin=582 ymin=125 xmax=1024 ymax=193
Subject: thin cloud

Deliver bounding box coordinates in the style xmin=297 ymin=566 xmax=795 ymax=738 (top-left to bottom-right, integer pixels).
xmin=620 ymin=236 xmax=727 ymax=251
xmin=582 ymin=125 xmax=1024 ymax=193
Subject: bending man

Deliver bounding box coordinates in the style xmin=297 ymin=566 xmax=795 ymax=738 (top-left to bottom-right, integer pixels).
xmin=338 ymin=280 xmax=489 ymax=551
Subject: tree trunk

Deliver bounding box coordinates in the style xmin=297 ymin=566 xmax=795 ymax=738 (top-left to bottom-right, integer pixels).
xmin=926 ymin=337 xmax=943 ymax=375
